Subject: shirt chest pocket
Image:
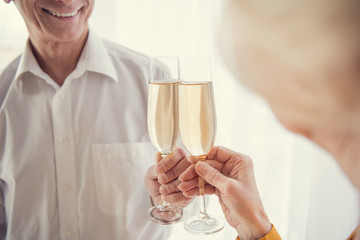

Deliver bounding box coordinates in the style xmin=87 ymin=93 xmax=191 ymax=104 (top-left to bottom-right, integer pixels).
xmin=91 ymin=142 xmax=155 ymax=216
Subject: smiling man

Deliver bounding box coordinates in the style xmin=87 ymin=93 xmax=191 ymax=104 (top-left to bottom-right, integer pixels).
xmin=6 ymin=0 xmax=93 ymax=86
xmin=0 ymin=0 xmax=192 ymax=239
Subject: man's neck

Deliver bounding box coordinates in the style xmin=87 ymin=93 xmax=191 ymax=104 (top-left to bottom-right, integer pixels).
xmin=30 ymin=30 xmax=88 ymax=86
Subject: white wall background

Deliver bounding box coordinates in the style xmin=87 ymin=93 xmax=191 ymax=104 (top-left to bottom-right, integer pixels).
xmin=0 ymin=1 xmax=359 ymax=239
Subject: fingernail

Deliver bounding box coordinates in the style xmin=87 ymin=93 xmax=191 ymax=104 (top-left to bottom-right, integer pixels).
xmin=160 ymin=184 xmax=168 ymax=195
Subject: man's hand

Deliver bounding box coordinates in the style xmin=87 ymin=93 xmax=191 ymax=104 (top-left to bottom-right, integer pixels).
xmin=179 ymin=146 xmax=271 ymax=239
xmin=144 ymin=147 xmax=194 ymax=208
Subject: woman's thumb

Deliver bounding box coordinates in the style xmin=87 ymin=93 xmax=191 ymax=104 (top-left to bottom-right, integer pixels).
xmin=195 ymin=161 xmax=228 ymax=190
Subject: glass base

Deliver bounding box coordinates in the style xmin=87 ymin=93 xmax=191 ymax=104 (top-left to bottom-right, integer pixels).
xmin=184 ymin=214 xmax=224 ymax=235
xmin=149 ymin=204 xmax=183 ymax=225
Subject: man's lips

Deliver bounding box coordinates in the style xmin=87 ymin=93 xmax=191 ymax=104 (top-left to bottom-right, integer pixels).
xmin=42 ymin=8 xmax=80 ymax=18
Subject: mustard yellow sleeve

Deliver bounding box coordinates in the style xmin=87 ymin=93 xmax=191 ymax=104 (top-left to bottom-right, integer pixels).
xmin=235 ymin=225 xmax=282 ymax=240
xmin=347 ymin=225 xmax=359 ymax=240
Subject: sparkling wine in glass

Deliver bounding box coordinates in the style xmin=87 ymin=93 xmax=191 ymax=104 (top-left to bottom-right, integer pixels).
xmin=179 ymin=55 xmax=224 ymax=234
xmin=147 ymin=56 xmax=183 ymax=224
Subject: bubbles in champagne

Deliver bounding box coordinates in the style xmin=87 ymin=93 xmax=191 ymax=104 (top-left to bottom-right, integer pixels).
xmin=147 ymin=81 xmax=179 ymax=154
xmin=179 ymin=81 xmax=216 ymax=156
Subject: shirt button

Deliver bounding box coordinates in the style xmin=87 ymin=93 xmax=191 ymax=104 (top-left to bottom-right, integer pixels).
xmin=58 ymin=93 xmax=65 ymax=100
xmin=66 ymin=230 xmax=73 ymax=237
xmin=61 ymin=139 xmax=69 ymax=146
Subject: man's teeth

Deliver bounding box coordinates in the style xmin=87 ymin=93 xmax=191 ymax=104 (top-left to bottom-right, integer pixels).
xmin=48 ymin=10 xmax=78 ymax=17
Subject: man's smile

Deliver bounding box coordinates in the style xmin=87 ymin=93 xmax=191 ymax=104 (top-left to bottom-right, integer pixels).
xmin=42 ymin=8 xmax=80 ymax=18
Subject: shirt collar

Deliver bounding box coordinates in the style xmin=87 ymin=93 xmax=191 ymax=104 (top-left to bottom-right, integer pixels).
xmin=14 ymin=38 xmax=52 ymax=91
xmin=14 ymin=30 xmax=118 ymax=92
xmin=75 ymin=30 xmax=118 ymax=82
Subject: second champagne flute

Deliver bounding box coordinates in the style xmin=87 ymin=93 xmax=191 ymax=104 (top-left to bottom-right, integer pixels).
xmin=147 ymin=56 xmax=183 ymax=224
xmin=179 ymin=55 xmax=224 ymax=234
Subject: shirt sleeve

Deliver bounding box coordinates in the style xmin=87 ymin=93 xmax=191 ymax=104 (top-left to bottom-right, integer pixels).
xmin=0 ymin=180 xmax=6 ymax=239
xmin=0 ymin=115 xmax=6 ymax=239
xmin=235 ymin=225 xmax=281 ymax=240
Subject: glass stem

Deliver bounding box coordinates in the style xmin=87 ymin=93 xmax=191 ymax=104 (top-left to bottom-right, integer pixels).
xmin=159 ymin=153 xmax=171 ymax=211
xmin=196 ymin=155 xmax=210 ymax=219
xmin=160 ymin=201 xmax=170 ymax=211
xmin=199 ymin=177 xmax=210 ymax=219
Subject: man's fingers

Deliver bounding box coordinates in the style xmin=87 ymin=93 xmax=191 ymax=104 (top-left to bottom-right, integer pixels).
xmin=144 ymin=166 xmax=160 ymax=193
xmin=155 ymin=152 xmax=162 ymax=163
xmin=159 ymin=179 xmax=182 ymax=195
xmin=158 ymin=157 xmax=190 ymax=184
xmin=163 ymin=191 xmax=192 ymax=204
xmin=145 ymin=164 xmax=158 ymax=180
xmin=157 ymin=148 xmax=186 ymax=174
xmin=195 ymin=161 xmax=228 ymax=190
xmin=145 ymin=179 xmax=160 ymax=194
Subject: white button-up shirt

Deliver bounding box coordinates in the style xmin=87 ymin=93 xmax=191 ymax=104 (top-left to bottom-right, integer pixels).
xmin=0 ymin=31 xmax=169 ymax=240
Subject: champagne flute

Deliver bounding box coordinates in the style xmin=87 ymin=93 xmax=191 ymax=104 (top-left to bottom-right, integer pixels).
xmin=179 ymin=55 xmax=224 ymax=234
xmin=147 ymin=56 xmax=183 ymax=224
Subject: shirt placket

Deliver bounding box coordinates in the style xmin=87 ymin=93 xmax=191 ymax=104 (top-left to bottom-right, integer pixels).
xmin=52 ymin=86 xmax=79 ymax=240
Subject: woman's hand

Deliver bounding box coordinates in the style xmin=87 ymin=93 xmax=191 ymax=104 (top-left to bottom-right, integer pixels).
xmin=179 ymin=146 xmax=271 ymax=239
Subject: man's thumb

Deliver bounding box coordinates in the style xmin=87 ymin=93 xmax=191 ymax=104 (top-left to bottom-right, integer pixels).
xmin=195 ymin=161 xmax=227 ymax=190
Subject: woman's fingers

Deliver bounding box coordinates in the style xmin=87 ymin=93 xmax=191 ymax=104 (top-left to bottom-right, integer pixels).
xmin=182 ymin=185 xmax=216 ymax=198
